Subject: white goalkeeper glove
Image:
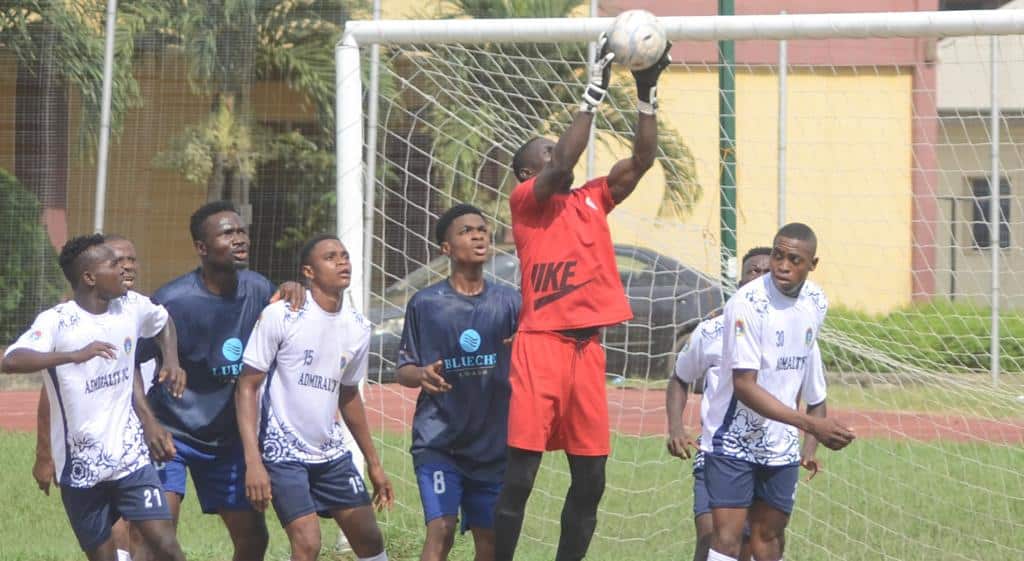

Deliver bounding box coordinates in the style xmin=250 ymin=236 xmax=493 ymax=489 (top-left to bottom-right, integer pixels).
xmin=632 ymin=42 xmax=672 ymax=115
xmin=581 ymin=33 xmax=615 ymax=113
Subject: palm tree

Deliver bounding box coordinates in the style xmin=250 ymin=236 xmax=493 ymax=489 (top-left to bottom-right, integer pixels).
xmin=0 ymin=0 xmax=142 ymax=243
xmin=144 ymin=0 xmax=359 ymax=205
xmin=425 ymin=0 xmax=702 ymax=222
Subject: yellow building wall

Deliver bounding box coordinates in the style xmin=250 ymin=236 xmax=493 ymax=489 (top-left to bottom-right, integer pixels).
xmin=578 ymin=68 xmax=914 ymax=314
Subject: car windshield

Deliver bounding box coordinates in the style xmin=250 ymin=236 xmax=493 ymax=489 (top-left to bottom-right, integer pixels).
xmin=375 ymin=251 xmax=520 ymax=310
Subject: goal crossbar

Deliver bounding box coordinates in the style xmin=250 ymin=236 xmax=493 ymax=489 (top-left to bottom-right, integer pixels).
xmin=341 ymin=10 xmax=1024 ymax=46
xmin=335 ymin=9 xmax=1024 ymax=314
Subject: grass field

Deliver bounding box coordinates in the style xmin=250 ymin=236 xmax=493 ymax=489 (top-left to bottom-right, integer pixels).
xmin=1 ymin=430 xmax=1022 ymax=561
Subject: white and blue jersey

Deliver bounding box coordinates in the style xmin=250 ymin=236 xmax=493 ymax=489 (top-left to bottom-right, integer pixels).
xmin=141 ymin=268 xmax=275 ymax=453
xmin=397 ymin=279 xmax=520 ymax=483
xmin=5 ymin=292 xmax=169 ymax=488
xmin=702 ymin=274 xmax=828 ymax=466
xmin=242 ymin=291 xmax=371 ymax=464
xmin=678 ymin=313 xmax=827 ymax=472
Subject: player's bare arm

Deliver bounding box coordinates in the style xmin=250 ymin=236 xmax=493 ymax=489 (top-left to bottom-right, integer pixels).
xmin=235 ymin=364 xmax=272 ymax=512
xmin=32 ymin=388 xmax=55 ymax=495
xmin=733 ymin=369 xmax=854 ymax=450
xmin=133 ymin=365 xmax=176 ymax=463
xmin=151 ymin=320 xmax=186 ymax=398
xmin=0 ymin=342 xmax=116 ymax=373
xmin=396 ymin=360 xmax=451 ymax=394
xmin=800 ymin=400 xmax=826 ymax=480
xmin=339 ymin=385 xmax=395 ymax=511
xmin=665 ymin=376 xmax=696 ymax=459
xmin=530 ymin=36 xmax=615 ymax=204
xmin=607 ymin=43 xmax=672 ymax=204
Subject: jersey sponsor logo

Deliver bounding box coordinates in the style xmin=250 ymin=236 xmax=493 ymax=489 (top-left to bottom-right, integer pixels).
xmin=775 ymin=355 xmax=808 ymax=371
xmin=124 ymin=337 xmax=132 ymax=354
xmin=529 ymin=260 xmax=594 ymax=311
xmin=735 ymin=319 xmax=746 ymax=337
xmin=459 ymin=329 xmax=481 ymax=353
xmin=298 ymin=372 xmax=340 ymax=393
xmin=85 ymin=366 xmax=131 ymax=393
xmin=805 ymin=327 xmax=813 ymax=347
xmin=222 ymin=337 xmax=244 ymax=361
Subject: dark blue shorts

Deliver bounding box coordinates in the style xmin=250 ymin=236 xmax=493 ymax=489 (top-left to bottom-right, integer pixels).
xmin=692 ymin=466 xmax=711 ymax=517
xmin=265 ymin=453 xmax=371 ymax=526
xmin=158 ymin=437 xmax=250 ymax=514
xmin=415 ymin=463 xmax=502 ymax=533
xmin=61 ymin=465 xmax=171 ymax=551
xmin=704 ymin=453 xmax=800 ymax=514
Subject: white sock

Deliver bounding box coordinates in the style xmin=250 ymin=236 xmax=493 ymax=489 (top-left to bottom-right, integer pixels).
xmin=708 ymin=549 xmax=738 ymax=561
xmin=357 ymin=551 xmax=388 ymax=561
xmin=116 ymin=549 xmax=132 ymax=561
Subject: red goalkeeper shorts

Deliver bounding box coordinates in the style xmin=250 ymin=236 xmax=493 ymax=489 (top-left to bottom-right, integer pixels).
xmin=507 ymin=330 xmax=610 ymax=456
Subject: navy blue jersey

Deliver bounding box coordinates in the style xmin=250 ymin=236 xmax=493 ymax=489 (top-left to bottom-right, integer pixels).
xmin=142 ymin=268 xmax=275 ymax=453
xmin=398 ymin=279 xmax=520 ymax=482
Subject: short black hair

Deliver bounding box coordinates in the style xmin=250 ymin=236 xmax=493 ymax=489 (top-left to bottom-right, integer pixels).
xmin=435 ymin=204 xmax=485 ymax=245
xmin=190 ymin=201 xmax=240 ymax=242
xmin=299 ymin=234 xmax=341 ymax=268
xmin=775 ymin=222 xmax=818 ymax=255
xmin=742 ymin=246 xmax=772 ymax=264
xmin=511 ymin=137 xmax=544 ymax=179
xmin=59 ymin=234 xmax=108 ymax=286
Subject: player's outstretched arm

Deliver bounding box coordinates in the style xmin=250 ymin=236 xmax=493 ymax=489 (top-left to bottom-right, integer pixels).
xmin=236 ymin=365 xmax=272 ymax=512
xmin=733 ymin=369 xmax=855 ymax=451
xmin=531 ymin=36 xmax=615 ymax=204
xmin=800 ymin=400 xmax=826 ymax=480
xmin=133 ymin=365 xmax=175 ymax=463
xmin=33 ymin=388 xmax=55 ymax=495
xmin=665 ymin=377 xmax=696 ymax=459
xmin=607 ymin=43 xmax=671 ymax=205
xmin=1 ymin=343 xmax=116 ymax=373
xmin=339 ymin=385 xmax=395 ymax=510
xmin=152 ymin=321 xmax=186 ymax=398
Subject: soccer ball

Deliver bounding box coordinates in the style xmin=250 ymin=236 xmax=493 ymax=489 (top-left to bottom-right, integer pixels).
xmin=606 ymin=10 xmax=667 ymax=71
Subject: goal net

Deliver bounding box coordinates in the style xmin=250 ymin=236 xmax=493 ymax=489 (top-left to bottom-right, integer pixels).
xmin=344 ymin=12 xmax=1024 ymax=561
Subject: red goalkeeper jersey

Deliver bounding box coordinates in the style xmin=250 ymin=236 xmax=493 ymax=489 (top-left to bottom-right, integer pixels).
xmin=510 ymin=176 xmax=632 ymax=332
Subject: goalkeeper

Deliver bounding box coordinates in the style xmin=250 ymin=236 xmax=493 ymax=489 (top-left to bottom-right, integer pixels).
xmin=494 ymin=36 xmax=671 ymax=561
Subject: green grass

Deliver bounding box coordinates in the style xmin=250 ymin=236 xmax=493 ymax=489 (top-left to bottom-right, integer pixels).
xmin=2 ymin=431 xmax=1022 ymax=561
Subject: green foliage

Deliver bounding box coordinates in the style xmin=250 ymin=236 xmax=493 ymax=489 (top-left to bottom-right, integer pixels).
xmin=262 ymin=130 xmax=336 ymax=251
xmin=0 ymin=0 xmax=143 ymax=153
xmin=154 ymin=101 xmax=258 ymax=186
xmin=418 ymin=0 xmax=701 ymax=223
xmin=822 ymin=301 xmax=1024 ymax=373
xmin=0 ymin=170 xmax=64 ymax=342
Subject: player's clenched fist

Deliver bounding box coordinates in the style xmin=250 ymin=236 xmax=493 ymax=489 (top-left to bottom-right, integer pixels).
xmin=807 ymin=417 xmax=856 ymax=450
xmin=70 ymin=341 xmax=117 ymax=363
xmin=418 ymin=360 xmax=451 ymax=394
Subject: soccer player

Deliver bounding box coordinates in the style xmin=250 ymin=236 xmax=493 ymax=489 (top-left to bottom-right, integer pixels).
xmin=236 ymin=234 xmax=393 ymax=561
xmin=705 ymin=223 xmax=856 ymax=561
xmin=31 ymin=235 xmax=179 ymax=561
xmin=494 ymin=37 xmax=671 ymax=561
xmin=139 ymin=201 xmax=302 ymax=561
xmin=668 ymin=247 xmax=830 ymax=561
xmin=395 ymin=205 xmax=521 ymax=561
xmin=1 ymin=234 xmax=186 ymax=561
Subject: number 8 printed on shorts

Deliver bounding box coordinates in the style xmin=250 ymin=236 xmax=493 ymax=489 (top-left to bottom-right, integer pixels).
xmin=433 ymin=470 xmax=446 ymax=494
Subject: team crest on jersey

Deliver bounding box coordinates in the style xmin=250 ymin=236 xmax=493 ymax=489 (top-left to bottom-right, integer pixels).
xmin=805 ymin=328 xmax=813 ymax=347
xmin=124 ymin=337 xmax=132 ymax=354
xmin=339 ymin=352 xmax=353 ymax=372
xmin=222 ymin=337 xmax=244 ymax=361
xmin=29 ymin=330 xmax=42 ymax=341
xmin=459 ymin=329 xmax=482 ymax=353
xmin=735 ymin=319 xmax=746 ymax=337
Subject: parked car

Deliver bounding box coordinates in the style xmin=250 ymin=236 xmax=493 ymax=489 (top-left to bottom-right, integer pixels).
xmin=365 ymin=245 xmax=722 ymax=383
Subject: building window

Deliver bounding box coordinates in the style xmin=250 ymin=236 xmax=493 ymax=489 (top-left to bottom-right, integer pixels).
xmin=970 ymin=177 xmax=1011 ymax=249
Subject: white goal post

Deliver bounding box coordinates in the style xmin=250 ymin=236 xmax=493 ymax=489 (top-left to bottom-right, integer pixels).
xmin=335 ymin=9 xmax=1024 ymax=313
